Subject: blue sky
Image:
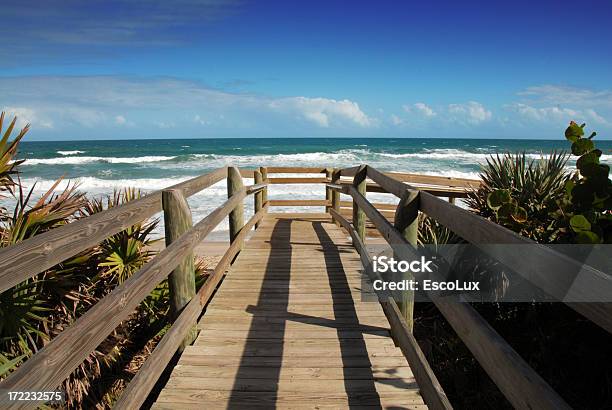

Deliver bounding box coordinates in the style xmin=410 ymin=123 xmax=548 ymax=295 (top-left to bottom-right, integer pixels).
xmin=1 ymin=0 xmax=612 ymax=140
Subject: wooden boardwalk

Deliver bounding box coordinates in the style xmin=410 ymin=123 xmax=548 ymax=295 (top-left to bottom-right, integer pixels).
xmin=152 ymin=213 xmax=426 ymax=409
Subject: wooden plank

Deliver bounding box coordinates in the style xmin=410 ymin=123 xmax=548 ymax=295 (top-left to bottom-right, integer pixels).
xmin=340 ymin=200 xmax=397 ymax=210
xmin=204 ymin=304 xmax=384 ymax=314
xmin=0 ymin=167 xmax=227 ymax=293
xmin=154 ymin=389 xmax=425 ymax=407
xmin=199 ymin=316 xmax=387 ymax=327
xmin=163 ymin=376 xmax=417 ymax=393
xmin=269 ymin=177 xmax=329 ymax=184
xmin=113 ymin=203 xmax=269 ymax=410
xmin=266 ymin=166 xmax=328 ymax=173
xmin=171 ymin=364 xmax=414 ymax=380
xmin=385 ymin=171 xmax=480 ymax=188
xmin=152 ymin=212 xmax=425 ymax=409
xmin=152 ymin=401 xmax=427 ymax=410
xmin=194 ymin=329 xmax=391 ymax=340
xmin=0 ymin=187 xmax=247 ymax=408
xmin=339 ymin=165 xmax=362 ymax=176
xmin=269 ymin=199 xmax=331 ymax=207
xmin=193 ymin=337 xmax=397 ymax=349
xmin=176 ymin=354 xmax=408 ymax=368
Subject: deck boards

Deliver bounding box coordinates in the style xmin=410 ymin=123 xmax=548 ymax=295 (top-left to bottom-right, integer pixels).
xmin=152 ymin=213 xmax=426 ymax=409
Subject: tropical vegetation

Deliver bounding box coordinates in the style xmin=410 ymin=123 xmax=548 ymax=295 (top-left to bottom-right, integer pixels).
xmin=416 ymin=121 xmax=612 ymax=409
xmin=0 ymin=113 xmax=209 ymax=408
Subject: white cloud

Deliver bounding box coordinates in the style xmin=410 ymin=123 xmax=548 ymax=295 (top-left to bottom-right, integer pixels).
xmin=509 ymin=103 xmax=608 ymax=125
xmin=390 ymin=114 xmax=404 ymax=125
xmin=448 ymin=101 xmax=492 ymax=124
xmin=155 ymin=121 xmax=175 ymax=129
xmin=2 ymin=106 xmax=54 ymax=129
xmin=511 ymin=85 xmax=611 ymax=127
xmin=410 ymin=102 xmax=436 ymax=117
xmin=402 ymin=102 xmax=436 ymax=118
xmin=0 ymin=76 xmax=375 ymax=136
xmin=270 ymin=97 xmax=373 ymax=128
xmin=193 ymin=114 xmax=209 ymax=126
xmin=518 ymin=85 xmax=612 ymax=107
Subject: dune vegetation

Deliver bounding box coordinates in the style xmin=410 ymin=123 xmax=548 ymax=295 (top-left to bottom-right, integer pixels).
xmin=0 ymin=113 xmax=210 ymax=408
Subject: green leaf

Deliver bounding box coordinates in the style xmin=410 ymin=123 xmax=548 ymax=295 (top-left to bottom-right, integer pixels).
xmin=577 ymin=150 xmax=602 ymax=172
xmin=487 ymin=189 xmax=511 ymax=210
xmin=570 ymin=214 xmax=591 ymax=232
xmin=575 ymin=231 xmax=601 ymax=244
xmin=571 ymin=183 xmax=594 ymax=206
xmin=565 ymin=122 xmax=584 ymax=142
xmin=497 ymin=202 xmax=515 ymax=219
xmin=511 ymin=206 xmax=528 ymax=223
xmin=564 ymin=180 xmax=575 ymax=197
xmin=0 ymin=354 xmax=25 ymax=377
xmin=571 ymin=139 xmax=594 ymax=156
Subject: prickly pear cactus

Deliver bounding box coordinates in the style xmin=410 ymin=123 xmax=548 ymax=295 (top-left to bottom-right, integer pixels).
xmin=561 ymin=122 xmax=611 ymax=243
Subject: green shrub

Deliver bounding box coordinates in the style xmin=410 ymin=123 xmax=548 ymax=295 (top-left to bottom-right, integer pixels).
xmin=556 ymin=121 xmax=611 ymax=243
xmin=465 ymin=151 xmax=571 ymax=242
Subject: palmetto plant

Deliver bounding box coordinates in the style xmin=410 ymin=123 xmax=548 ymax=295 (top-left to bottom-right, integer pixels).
xmin=84 ymin=188 xmax=159 ymax=286
xmin=0 ymin=113 xmax=166 ymax=407
xmin=0 ymin=113 xmax=28 ymax=197
xmin=465 ymin=151 xmax=571 ymax=242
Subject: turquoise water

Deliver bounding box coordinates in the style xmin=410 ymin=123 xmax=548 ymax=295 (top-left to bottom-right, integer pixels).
xmin=14 ymin=137 xmax=612 ymax=237
xmin=19 ymin=138 xmax=612 ymax=182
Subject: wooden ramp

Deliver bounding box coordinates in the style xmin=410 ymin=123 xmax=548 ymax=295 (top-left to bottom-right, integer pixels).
xmin=152 ymin=213 xmax=427 ymax=409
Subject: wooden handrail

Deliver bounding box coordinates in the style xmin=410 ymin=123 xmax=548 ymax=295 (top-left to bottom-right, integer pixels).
xmin=329 ymin=208 xmax=451 ymax=409
xmin=268 ymin=177 xmax=329 ymax=184
xmin=114 ymin=202 xmax=269 ymax=409
xmin=266 ymin=166 xmax=328 ymax=173
xmin=385 ymin=171 xmax=480 ymax=188
xmin=269 ymin=199 xmax=331 ymax=207
xmin=246 ymin=182 xmax=267 ymax=195
xmin=331 ymin=182 xmax=571 ymax=409
xmin=0 ymin=187 xmax=248 ymax=408
xmin=0 ymin=167 xmax=228 ymax=293
xmin=363 ymin=165 xmax=612 ymax=333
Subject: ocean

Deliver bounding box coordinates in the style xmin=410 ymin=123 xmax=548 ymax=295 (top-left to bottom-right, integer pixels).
xmin=12 ymin=137 xmax=612 ymax=239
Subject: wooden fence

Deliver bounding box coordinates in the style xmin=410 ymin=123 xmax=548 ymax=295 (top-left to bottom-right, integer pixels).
xmin=0 ymin=164 xmax=608 ymax=410
xmin=327 ymin=164 xmax=612 ymax=410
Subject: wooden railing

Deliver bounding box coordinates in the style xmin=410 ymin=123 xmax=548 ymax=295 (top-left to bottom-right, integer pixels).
xmin=327 ymin=164 xmax=612 ymax=410
xmin=0 ymin=166 xmax=267 ymax=409
xmin=5 ymin=164 xmax=597 ymax=409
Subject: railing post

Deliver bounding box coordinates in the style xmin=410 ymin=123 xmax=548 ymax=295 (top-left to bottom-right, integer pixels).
xmin=394 ymin=190 xmax=420 ymax=333
xmin=228 ymin=166 xmax=245 ymax=245
xmin=162 ymin=189 xmax=197 ymax=350
xmin=331 ymin=168 xmax=341 ymax=225
xmin=325 ymin=168 xmax=332 ymax=213
xmin=352 ymin=165 xmax=367 ymax=242
xmin=260 ymin=166 xmax=268 ymax=206
xmin=254 ymin=169 xmax=263 ymax=228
